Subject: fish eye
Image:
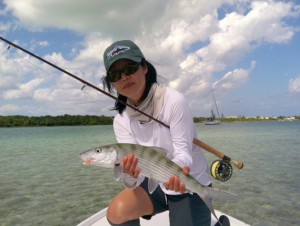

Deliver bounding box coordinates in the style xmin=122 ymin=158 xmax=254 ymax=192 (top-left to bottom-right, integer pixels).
xmin=96 ymin=149 xmax=101 ymax=153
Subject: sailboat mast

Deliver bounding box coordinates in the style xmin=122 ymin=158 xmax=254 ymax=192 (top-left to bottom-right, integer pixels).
xmin=212 ymin=90 xmax=220 ymax=119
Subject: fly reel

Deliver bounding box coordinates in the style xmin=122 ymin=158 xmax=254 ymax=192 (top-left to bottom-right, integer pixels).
xmin=210 ymin=159 xmax=233 ymax=182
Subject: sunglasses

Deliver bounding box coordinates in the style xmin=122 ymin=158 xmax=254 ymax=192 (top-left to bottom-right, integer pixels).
xmin=107 ymin=62 xmax=141 ymax=82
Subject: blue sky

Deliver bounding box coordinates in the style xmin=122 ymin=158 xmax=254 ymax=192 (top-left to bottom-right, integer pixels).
xmin=0 ymin=0 xmax=299 ymax=117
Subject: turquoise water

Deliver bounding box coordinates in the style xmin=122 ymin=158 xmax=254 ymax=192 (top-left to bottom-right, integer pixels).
xmin=0 ymin=122 xmax=299 ymax=226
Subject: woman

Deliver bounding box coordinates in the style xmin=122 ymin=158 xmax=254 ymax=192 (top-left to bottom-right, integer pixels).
xmin=102 ymin=40 xmax=212 ymax=226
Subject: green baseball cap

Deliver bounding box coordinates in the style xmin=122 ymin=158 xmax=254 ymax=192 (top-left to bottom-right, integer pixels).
xmin=103 ymin=40 xmax=145 ymax=71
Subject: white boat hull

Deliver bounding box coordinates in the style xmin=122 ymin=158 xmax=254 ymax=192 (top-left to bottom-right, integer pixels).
xmin=204 ymin=120 xmax=221 ymax=125
xmin=77 ymin=207 xmax=250 ymax=226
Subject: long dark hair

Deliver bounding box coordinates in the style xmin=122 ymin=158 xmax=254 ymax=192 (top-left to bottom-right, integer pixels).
xmin=102 ymin=58 xmax=158 ymax=114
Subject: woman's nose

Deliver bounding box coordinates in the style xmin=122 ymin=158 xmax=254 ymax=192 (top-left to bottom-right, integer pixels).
xmin=120 ymin=73 xmax=129 ymax=81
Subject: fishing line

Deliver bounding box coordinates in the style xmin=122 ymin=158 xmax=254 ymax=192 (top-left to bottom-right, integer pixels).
xmin=81 ymin=84 xmax=87 ymax=91
xmin=80 ymin=85 xmax=104 ymax=104
xmin=0 ymin=44 xmax=10 ymax=55
xmin=0 ymin=36 xmax=244 ymax=178
xmin=4 ymin=43 xmax=58 ymax=81
xmin=4 ymin=42 xmax=100 ymax=105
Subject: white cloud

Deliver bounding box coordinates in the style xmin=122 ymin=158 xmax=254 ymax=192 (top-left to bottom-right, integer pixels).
xmin=160 ymin=13 xmax=219 ymax=54
xmin=3 ymin=0 xmax=224 ymax=36
xmin=3 ymin=78 xmax=45 ymax=99
xmin=38 ymin=41 xmax=48 ymax=47
xmin=0 ymin=104 xmax=20 ymax=114
xmin=74 ymin=33 xmax=111 ymax=65
xmin=0 ymin=43 xmax=39 ymax=89
xmin=163 ymin=0 xmax=297 ymax=103
xmin=196 ymin=0 xmax=296 ymax=65
xmin=213 ymin=61 xmax=256 ymax=92
xmin=0 ymin=21 xmax=11 ymax=31
xmin=289 ymin=76 xmax=300 ymax=94
xmin=1 ymin=0 xmax=299 ymax=116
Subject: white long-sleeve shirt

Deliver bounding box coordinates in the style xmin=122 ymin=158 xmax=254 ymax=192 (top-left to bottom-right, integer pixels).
xmin=113 ymin=87 xmax=211 ymax=194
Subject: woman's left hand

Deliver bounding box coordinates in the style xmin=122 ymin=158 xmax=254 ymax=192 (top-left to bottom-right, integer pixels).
xmin=121 ymin=154 xmax=141 ymax=178
xmin=164 ymin=166 xmax=190 ymax=193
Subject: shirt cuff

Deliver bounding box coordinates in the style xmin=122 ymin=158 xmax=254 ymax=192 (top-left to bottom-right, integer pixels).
xmin=121 ymin=174 xmax=144 ymax=189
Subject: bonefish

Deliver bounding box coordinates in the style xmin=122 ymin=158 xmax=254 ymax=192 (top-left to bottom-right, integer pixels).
xmin=80 ymin=143 xmax=238 ymax=220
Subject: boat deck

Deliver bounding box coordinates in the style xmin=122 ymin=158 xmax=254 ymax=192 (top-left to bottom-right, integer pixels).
xmin=77 ymin=208 xmax=250 ymax=226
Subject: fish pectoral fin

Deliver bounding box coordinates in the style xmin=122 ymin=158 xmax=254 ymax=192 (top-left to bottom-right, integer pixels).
xmin=187 ymin=189 xmax=193 ymax=195
xmin=197 ymin=187 xmax=238 ymax=221
xmin=148 ymin=178 xmax=159 ymax=194
xmin=114 ymin=163 xmax=123 ymax=181
xmin=196 ymin=191 xmax=218 ymax=221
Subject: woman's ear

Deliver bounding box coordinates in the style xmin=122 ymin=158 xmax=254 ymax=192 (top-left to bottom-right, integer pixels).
xmin=142 ymin=63 xmax=148 ymax=75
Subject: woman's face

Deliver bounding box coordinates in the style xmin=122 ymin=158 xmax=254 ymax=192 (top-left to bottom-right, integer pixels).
xmin=110 ymin=59 xmax=148 ymax=105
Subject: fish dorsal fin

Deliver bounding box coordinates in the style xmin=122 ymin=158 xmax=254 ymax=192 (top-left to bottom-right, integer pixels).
xmin=150 ymin=146 xmax=168 ymax=157
xmin=148 ymin=178 xmax=159 ymax=194
xmin=114 ymin=163 xmax=123 ymax=181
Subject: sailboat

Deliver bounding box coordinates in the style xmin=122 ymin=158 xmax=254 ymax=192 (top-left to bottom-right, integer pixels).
xmin=204 ymin=90 xmax=221 ymax=125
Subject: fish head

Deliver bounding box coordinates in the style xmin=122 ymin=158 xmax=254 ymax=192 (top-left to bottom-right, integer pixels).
xmin=80 ymin=146 xmax=118 ymax=168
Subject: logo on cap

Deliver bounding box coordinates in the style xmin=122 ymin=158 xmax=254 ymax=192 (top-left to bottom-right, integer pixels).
xmin=107 ymin=45 xmax=130 ymax=59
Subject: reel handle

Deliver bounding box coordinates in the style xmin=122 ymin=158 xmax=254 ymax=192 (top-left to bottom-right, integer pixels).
xmin=193 ymin=138 xmax=244 ymax=169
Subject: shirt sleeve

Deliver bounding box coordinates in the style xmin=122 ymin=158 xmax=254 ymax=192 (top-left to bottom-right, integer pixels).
xmin=113 ymin=113 xmax=136 ymax=143
xmin=166 ymin=91 xmax=195 ymax=168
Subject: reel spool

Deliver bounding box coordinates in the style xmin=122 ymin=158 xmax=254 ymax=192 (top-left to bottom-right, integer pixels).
xmin=210 ymin=160 xmax=233 ymax=182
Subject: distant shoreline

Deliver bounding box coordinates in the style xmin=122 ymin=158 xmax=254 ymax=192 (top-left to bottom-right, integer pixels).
xmin=0 ymin=114 xmax=299 ymax=128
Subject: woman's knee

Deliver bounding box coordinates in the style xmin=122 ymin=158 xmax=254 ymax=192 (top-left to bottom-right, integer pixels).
xmin=106 ymin=187 xmax=153 ymax=224
xmin=106 ymin=200 xmax=142 ymax=226
xmin=107 ymin=199 xmax=127 ymax=224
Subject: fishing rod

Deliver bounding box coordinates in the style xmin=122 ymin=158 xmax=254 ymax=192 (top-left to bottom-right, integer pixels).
xmin=0 ymin=36 xmax=243 ymax=179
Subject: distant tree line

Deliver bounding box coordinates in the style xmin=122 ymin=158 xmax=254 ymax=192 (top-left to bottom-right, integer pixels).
xmin=193 ymin=116 xmax=300 ymax=123
xmin=0 ymin=115 xmax=299 ymax=127
xmin=0 ymin=115 xmax=113 ymax=127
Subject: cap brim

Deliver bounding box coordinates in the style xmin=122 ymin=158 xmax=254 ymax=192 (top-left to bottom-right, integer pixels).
xmin=107 ymin=55 xmax=142 ymax=71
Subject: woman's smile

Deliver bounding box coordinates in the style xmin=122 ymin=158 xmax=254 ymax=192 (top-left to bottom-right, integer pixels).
xmin=122 ymin=81 xmax=135 ymax=90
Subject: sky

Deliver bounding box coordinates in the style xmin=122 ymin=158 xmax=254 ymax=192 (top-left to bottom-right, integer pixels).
xmin=0 ymin=0 xmax=299 ymax=118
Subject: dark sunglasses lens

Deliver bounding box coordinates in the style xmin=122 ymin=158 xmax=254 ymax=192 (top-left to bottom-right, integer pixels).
xmin=107 ymin=71 xmax=121 ymax=82
xmin=107 ymin=63 xmax=140 ymax=82
xmin=123 ymin=64 xmax=140 ymax=75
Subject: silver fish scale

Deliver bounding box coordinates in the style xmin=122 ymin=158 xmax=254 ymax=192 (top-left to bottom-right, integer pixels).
xmin=113 ymin=143 xmax=201 ymax=191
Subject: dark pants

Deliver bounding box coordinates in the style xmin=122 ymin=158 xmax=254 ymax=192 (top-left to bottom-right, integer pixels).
xmin=108 ymin=178 xmax=211 ymax=226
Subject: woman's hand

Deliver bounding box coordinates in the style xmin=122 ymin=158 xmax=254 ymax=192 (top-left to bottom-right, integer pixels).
xmin=121 ymin=154 xmax=141 ymax=178
xmin=164 ymin=166 xmax=190 ymax=193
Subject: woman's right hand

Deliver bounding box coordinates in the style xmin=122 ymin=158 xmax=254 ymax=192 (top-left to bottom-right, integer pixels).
xmin=121 ymin=154 xmax=141 ymax=178
xmin=164 ymin=166 xmax=190 ymax=193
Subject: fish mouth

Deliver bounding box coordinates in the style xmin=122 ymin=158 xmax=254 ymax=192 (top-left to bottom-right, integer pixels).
xmin=80 ymin=155 xmax=94 ymax=165
xmin=83 ymin=159 xmax=94 ymax=165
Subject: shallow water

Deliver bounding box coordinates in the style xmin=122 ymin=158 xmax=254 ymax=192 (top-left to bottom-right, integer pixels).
xmin=0 ymin=121 xmax=299 ymax=225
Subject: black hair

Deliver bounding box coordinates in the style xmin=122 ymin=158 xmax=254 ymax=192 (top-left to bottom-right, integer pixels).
xmin=102 ymin=58 xmax=158 ymax=114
